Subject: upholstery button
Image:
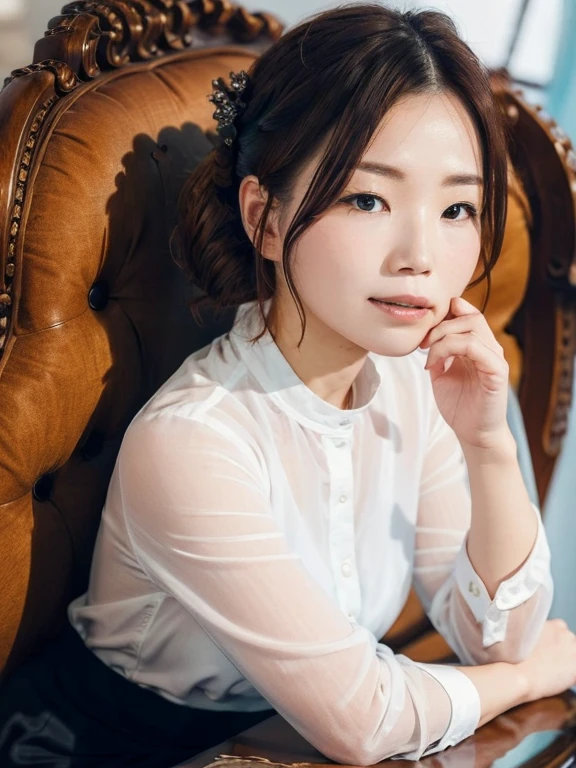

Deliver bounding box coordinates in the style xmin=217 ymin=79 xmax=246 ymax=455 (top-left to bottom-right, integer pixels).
xmin=88 ymin=280 xmax=109 ymax=311
xmin=339 ymin=494 xmax=347 ymax=503
xmin=33 ymin=474 xmax=53 ymax=502
xmin=341 ymin=559 xmax=352 ymax=577
xmin=80 ymin=431 xmax=104 ymax=460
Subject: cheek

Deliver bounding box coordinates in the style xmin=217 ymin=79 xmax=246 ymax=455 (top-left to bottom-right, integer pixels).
xmin=291 ymin=219 xmax=360 ymax=290
xmin=444 ymin=227 xmax=482 ymax=291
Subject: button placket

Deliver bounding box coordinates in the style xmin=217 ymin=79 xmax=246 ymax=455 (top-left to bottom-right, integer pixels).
xmin=323 ymin=430 xmax=362 ymax=620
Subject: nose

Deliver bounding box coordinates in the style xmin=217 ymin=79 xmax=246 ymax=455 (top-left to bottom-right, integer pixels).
xmin=384 ymin=211 xmax=434 ymax=276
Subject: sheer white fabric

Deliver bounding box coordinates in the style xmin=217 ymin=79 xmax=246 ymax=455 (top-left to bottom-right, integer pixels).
xmin=69 ymin=301 xmax=552 ymax=764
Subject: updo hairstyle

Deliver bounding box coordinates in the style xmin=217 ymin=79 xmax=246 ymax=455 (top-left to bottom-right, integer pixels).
xmin=173 ymin=3 xmax=508 ymax=330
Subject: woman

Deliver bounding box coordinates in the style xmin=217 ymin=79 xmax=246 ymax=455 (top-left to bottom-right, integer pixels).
xmin=1 ymin=4 xmax=575 ymax=767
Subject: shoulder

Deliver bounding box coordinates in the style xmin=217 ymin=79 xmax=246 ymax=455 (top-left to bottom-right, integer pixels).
xmin=135 ymin=330 xmax=259 ymax=429
xmin=119 ymin=395 xmax=269 ymax=519
xmin=120 ymin=332 xmax=269 ymax=474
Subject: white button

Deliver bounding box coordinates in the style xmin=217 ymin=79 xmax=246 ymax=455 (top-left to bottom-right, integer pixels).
xmin=339 ymin=494 xmax=347 ymax=503
xmin=341 ymin=559 xmax=352 ymax=577
xmin=347 ymin=612 xmax=356 ymax=621
xmin=333 ymin=439 xmax=347 ymax=448
xmin=339 ymin=418 xmax=351 ymax=427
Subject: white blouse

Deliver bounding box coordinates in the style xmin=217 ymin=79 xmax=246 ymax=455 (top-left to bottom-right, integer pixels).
xmin=69 ymin=301 xmax=553 ymax=764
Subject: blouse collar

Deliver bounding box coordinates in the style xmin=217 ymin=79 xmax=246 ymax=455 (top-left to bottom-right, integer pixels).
xmin=230 ymin=301 xmax=381 ymax=433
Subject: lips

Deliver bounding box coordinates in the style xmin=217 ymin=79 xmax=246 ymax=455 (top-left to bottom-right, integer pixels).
xmin=369 ymin=295 xmax=432 ymax=309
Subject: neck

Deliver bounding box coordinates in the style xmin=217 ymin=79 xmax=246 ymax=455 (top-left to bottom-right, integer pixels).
xmin=267 ymin=294 xmax=367 ymax=410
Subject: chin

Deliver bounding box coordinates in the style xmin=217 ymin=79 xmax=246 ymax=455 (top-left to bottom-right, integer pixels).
xmin=367 ymin=343 xmax=423 ymax=358
xmin=358 ymin=329 xmax=429 ymax=359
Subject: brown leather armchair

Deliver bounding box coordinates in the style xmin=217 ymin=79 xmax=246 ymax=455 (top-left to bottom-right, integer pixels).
xmin=0 ymin=2 xmax=576 ymax=764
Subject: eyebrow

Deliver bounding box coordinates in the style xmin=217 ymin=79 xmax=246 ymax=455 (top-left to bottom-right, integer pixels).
xmin=357 ymin=161 xmax=483 ymax=187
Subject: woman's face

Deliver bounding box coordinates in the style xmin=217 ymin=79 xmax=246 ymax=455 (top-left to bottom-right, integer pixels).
xmin=274 ymin=90 xmax=484 ymax=357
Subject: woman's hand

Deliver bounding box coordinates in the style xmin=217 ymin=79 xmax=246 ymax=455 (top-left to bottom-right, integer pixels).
xmin=518 ymin=619 xmax=576 ymax=703
xmin=419 ymin=296 xmax=509 ymax=450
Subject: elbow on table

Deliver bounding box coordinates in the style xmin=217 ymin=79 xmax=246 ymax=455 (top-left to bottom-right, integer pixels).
xmin=319 ymin=739 xmax=388 ymax=767
xmin=297 ymin=666 xmax=426 ymax=765
xmin=311 ymin=722 xmax=412 ymax=766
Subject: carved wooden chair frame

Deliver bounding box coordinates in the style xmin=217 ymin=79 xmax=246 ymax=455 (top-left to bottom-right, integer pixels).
xmin=1 ymin=4 xmax=576 ymax=765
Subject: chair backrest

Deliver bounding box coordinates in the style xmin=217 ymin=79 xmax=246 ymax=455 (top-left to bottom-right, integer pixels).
xmin=0 ymin=1 xmax=575 ymax=677
xmin=0 ymin=0 xmax=281 ymax=677
xmin=487 ymin=71 xmax=576 ymax=504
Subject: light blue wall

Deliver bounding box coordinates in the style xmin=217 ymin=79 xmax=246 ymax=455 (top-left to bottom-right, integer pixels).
xmin=546 ymin=0 xmax=576 ymax=141
xmin=542 ymin=0 xmax=576 ymax=633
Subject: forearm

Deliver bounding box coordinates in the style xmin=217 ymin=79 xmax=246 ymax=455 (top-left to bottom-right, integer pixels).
xmin=462 ymin=427 xmax=539 ymax=598
xmin=457 ymin=660 xmax=529 ymax=728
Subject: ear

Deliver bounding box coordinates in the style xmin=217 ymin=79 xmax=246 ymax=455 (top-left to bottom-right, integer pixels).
xmin=238 ymin=175 xmax=283 ymax=263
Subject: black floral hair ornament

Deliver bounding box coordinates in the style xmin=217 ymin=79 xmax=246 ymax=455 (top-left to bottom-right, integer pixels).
xmin=208 ymin=70 xmax=250 ymax=147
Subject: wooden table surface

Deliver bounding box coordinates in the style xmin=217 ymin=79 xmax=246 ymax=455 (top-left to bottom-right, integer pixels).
xmin=177 ymin=692 xmax=576 ymax=768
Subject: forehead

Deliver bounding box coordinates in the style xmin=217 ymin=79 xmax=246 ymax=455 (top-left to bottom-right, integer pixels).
xmin=365 ymin=91 xmax=482 ymax=176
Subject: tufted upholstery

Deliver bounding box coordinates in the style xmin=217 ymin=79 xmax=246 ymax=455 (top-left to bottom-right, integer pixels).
xmin=0 ymin=1 xmax=575 ymax=681
xmin=0 ymin=0 xmax=283 ymax=677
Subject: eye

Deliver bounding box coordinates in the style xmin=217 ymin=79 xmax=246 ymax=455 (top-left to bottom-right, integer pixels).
xmin=443 ymin=203 xmax=478 ymax=222
xmin=340 ymin=193 xmax=387 ymax=213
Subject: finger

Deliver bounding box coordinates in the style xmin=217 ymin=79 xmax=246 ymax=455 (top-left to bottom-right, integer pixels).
xmin=442 ymin=355 xmax=455 ymax=374
xmin=553 ymin=618 xmax=569 ymax=631
xmin=426 ymin=333 xmax=508 ymax=379
xmin=450 ymin=296 xmax=482 ymax=317
xmin=425 ymin=332 xmax=509 ymax=386
xmin=421 ymin=312 xmax=502 ymax=354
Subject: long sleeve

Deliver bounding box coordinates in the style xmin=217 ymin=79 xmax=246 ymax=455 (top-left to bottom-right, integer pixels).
xmin=413 ymin=407 xmax=554 ymax=669
xmin=118 ymin=413 xmax=479 ymax=764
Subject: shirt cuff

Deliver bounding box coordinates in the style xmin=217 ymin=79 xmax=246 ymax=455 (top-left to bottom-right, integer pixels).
xmin=413 ymin=662 xmax=481 ymax=757
xmin=454 ymin=503 xmax=551 ymax=647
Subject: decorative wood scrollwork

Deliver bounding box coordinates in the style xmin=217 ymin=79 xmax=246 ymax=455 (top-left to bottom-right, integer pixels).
xmin=0 ymin=96 xmax=57 ymax=352
xmin=549 ymin=302 xmax=576 ymax=453
xmin=6 ymin=60 xmax=78 ymax=94
xmin=3 ymin=0 xmax=283 ymax=92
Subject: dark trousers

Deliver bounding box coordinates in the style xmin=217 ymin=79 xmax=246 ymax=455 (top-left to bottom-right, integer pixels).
xmin=0 ymin=625 xmax=274 ymax=768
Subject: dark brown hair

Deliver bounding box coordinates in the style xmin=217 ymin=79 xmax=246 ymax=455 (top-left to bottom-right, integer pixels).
xmin=173 ymin=3 xmax=508 ymax=333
